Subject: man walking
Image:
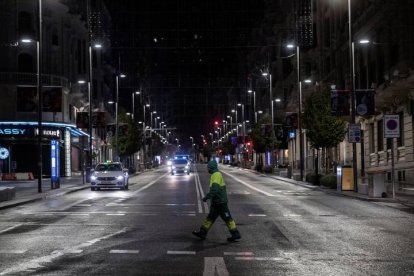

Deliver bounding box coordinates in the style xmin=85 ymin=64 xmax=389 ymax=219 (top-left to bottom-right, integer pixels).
xmin=192 ymin=160 xmax=241 ymax=242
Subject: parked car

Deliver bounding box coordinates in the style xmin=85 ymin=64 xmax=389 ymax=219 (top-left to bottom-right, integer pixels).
xmin=90 ymin=162 xmax=129 ymax=191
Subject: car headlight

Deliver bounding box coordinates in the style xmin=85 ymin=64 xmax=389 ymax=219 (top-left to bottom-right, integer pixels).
xmin=116 ymin=175 xmax=124 ymax=181
xmin=172 ymin=166 xmax=176 ymax=169
xmin=185 ymin=165 xmax=189 ymax=169
xmin=91 ymin=175 xmax=97 ymax=181
xmin=167 ymin=161 xmax=172 ymax=166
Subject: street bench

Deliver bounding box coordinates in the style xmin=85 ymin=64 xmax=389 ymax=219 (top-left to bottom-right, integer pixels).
xmin=0 ymin=187 xmax=16 ymax=202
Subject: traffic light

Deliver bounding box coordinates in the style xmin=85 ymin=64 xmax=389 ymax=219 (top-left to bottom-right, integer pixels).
xmin=214 ymin=120 xmax=219 ymax=126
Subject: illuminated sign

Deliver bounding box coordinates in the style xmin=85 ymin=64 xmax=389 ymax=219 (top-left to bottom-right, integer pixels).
xmin=0 ymin=128 xmax=26 ymax=135
xmin=0 ymin=147 xmax=9 ymax=159
xmin=34 ymin=128 xmax=61 ymax=138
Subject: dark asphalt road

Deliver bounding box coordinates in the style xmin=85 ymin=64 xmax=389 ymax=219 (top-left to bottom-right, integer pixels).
xmin=0 ymin=164 xmax=413 ymax=275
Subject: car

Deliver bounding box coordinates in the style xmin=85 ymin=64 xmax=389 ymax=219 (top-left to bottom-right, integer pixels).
xmin=90 ymin=162 xmax=129 ymax=191
xmin=170 ymin=159 xmax=190 ymax=175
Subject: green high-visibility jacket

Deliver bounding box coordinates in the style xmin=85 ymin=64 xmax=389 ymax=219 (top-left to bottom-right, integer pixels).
xmin=205 ymin=171 xmax=228 ymax=204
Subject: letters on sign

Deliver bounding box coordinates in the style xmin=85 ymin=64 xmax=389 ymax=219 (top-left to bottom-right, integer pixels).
xmin=0 ymin=128 xmax=26 ymax=135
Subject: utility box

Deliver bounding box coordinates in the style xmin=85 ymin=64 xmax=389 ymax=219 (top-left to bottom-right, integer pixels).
xmin=337 ymin=166 xmax=354 ymax=191
xmin=367 ymin=171 xmax=387 ymax=198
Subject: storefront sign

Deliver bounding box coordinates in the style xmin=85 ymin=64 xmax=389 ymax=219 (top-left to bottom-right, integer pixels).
xmin=0 ymin=128 xmax=26 ymax=135
xmin=34 ymin=128 xmax=61 ymax=138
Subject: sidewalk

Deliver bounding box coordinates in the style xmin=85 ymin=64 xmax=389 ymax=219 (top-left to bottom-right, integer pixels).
xmin=0 ymin=176 xmax=90 ymax=210
xmin=241 ymin=167 xmax=414 ymax=209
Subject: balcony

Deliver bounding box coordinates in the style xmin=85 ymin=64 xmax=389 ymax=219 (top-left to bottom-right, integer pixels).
xmin=0 ymin=72 xmax=69 ymax=88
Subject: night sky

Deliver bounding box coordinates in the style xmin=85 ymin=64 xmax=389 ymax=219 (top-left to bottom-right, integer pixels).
xmin=103 ymin=0 xmax=268 ymax=145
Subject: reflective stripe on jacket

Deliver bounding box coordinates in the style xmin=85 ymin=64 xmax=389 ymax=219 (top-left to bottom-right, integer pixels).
xmin=205 ymin=171 xmax=228 ymax=204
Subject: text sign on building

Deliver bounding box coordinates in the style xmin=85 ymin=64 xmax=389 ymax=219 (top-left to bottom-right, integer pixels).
xmin=348 ymin=124 xmax=361 ymax=143
xmin=384 ymin=115 xmax=400 ymax=138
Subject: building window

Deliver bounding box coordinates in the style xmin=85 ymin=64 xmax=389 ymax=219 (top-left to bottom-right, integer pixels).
xmin=18 ymin=53 xmax=34 ymax=72
xmin=397 ymin=112 xmax=404 ymax=147
xmin=18 ymin=12 xmax=32 ymax=37
xmin=369 ymin=123 xmax=375 ymax=153
xmin=52 ymin=34 xmax=59 ymax=46
xmin=377 ymin=119 xmax=383 ymax=151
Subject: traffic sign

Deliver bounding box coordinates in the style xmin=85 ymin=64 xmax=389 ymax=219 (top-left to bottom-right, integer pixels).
xmin=384 ymin=115 xmax=400 ymax=138
xmin=348 ymin=124 xmax=361 ymax=143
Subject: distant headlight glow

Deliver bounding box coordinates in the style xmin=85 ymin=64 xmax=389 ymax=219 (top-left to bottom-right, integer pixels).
xmin=91 ymin=175 xmax=97 ymax=181
xmin=116 ymin=175 xmax=124 ymax=180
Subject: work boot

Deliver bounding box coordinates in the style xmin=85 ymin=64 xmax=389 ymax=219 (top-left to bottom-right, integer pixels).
xmin=227 ymin=230 xmax=241 ymax=242
xmin=192 ymin=226 xmax=208 ymax=240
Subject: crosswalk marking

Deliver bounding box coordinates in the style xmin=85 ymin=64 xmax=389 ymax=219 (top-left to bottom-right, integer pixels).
xmin=235 ymin=257 xmax=288 ymax=261
xmin=110 ymin=250 xmax=140 ymax=254
xmin=0 ymin=250 xmax=27 ymax=254
xmin=248 ymin=214 xmax=267 ymax=217
xmin=167 ymin=251 xmax=196 ymax=255
xmin=224 ymin=252 xmax=254 ymax=256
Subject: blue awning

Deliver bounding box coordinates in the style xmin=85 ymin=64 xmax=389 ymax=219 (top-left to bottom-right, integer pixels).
xmin=0 ymin=121 xmax=90 ymax=137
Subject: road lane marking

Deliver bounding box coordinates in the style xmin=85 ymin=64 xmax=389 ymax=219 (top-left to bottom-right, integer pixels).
xmin=235 ymin=257 xmax=289 ymax=261
xmin=167 ymin=251 xmax=196 ymax=255
xmin=0 ymin=224 xmax=23 ymax=234
xmin=106 ymin=213 xmax=125 ymax=216
xmin=110 ymin=250 xmax=140 ymax=254
xmin=203 ymin=257 xmax=229 ymax=276
xmin=248 ymin=214 xmax=267 ymax=217
xmin=52 ymin=249 xmax=83 ymax=254
xmin=195 ymin=170 xmax=203 ymax=213
xmin=0 ymin=227 xmax=127 ymax=275
xmin=221 ymin=171 xmax=276 ymax=197
xmin=283 ymin=214 xmax=302 ymax=217
xmin=195 ymin=170 xmax=209 ymax=213
xmin=224 ymin=252 xmax=254 ymax=256
xmin=0 ymin=250 xmax=27 ymax=254
xmin=131 ymin=172 xmax=170 ymax=195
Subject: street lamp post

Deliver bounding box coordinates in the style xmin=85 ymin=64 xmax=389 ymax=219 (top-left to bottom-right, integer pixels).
xmin=248 ymin=89 xmax=256 ymax=123
xmin=132 ymin=91 xmax=140 ymax=120
xmin=115 ymin=73 xmax=126 ymax=162
xmin=348 ymin=0 xmax=358 ymax=193
xmin=237 ymin=103 xmax=245 ymax=145
xmin=287 ymin=44 xmax=304 ymax=181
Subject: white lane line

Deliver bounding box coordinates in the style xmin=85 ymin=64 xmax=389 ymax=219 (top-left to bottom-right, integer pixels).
xmin=0 ymin=250 xmax=27 ymax=254
xmin=131 ymin=172 xmax=170 ymax=195
xmin=283 ymin=214 xmax=302 ymax=217
xmin=248 ymin=214 xmax=267 ymax=217
xmin=106 ymin=213 xmax=125 ymax=216
xmin=221 ymin=171 xmax=276 ymax=197
xmin=235 ymin=257 xmax=289 ymax=261
xmin=52 ymin=249 xmax=83 ymax=254
xmin=74 ymin=204 xmax=92 ymax=207
xmin=224 ymin=252 xmax=254 ymax=256
xmin=0 ymin=224 xmax=23 ymax=234
xmin=195 ymin=170 xmax=203 ymax=213
xmin=175 ymin=214 xmax=196 ymax=216
xmin=203 ymin=257 xmax=229 ymax=276
xmin=195 ymin=170 xmax=209 ymax=213
xmin=167 ymin=251 xmax=196 ymax=255
xmin=110 ymin=250 xmax=140 ymax=254
xmin=0 ymin=228 xmax=127 ymax=275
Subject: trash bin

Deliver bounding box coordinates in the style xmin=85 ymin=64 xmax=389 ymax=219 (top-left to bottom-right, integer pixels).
xmin=337 ymin=165 xmax=354 ymax=191
xmin=367 ymin=170 xmax=387 ymax=198
xmin=85 ymin=167 xmax=92 ymax=183
xmin=287 ymin=165 xmax=292 ymax=178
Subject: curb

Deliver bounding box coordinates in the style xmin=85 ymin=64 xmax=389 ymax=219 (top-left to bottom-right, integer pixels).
xmin=0 ymin=185 xmax=90 ymax=210
xmin=236 ymin=166 xmax=408 ymax=204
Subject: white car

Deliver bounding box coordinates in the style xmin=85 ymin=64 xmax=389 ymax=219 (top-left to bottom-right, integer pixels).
xmin=171 ymin=159 xmax=190 ymax=175
xmin=90 ymin=162 xmax=129 ymax=191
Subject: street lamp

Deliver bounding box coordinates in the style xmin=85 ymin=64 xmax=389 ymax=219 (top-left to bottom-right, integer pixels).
xmin=115 ymin=73 xmax=126 ymax=161
xmin=237 ymin=103 xmax=245 ymax=145
xmin=132 ymin=91 xmax=140 ymax=120
xmin=248 ymin=89 xmax=256 ymax=123
xmin=231 ymin=109 xmax=238 ymax=136
xmin=21 ymin=1 xmax=42 ymax=192
xmin=262 ymin=71 xmax=273 ymax=127
xmin=287 ymin=43 xmax=305 ymax=181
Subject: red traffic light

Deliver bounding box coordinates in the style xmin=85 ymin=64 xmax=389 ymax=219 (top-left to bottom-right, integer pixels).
xmin=214 ymin=121 xmax=219 ymax=125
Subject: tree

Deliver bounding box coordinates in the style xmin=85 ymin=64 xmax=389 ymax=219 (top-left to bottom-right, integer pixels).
xmin=302 ymin=87 xmax=347 ymax=176
xmin=111 ymin=114 xmax=142 ymax=157
xmin=250 ymin=114 xmax=279 ymax=167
